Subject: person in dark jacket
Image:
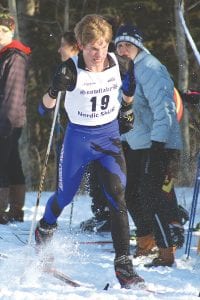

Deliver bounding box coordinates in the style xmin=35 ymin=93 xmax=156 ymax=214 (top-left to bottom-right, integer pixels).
xmin=0 ymin=13 xmax=31 ymax=224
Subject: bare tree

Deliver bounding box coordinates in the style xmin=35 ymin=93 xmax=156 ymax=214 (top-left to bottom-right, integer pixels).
xmin=174 ymin=0 xmax=191 ymax=185
xmin=16 ymin=0 xmax=41 ymax=190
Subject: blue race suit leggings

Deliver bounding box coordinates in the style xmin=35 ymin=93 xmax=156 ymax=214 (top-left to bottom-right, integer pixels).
xmin=43 ymin=120 xmax=130 ymax=257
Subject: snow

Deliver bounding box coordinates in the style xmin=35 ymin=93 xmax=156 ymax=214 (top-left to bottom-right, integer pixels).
xmin=0 ymin=187 xmax=199 ymax=300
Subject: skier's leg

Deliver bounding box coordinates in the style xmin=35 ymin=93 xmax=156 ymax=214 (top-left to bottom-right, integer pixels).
xmin=97 ymin=137 xmax=144 ymax=287
xmin=97 ymin=138 xmax=128 ymax=256
xmin=90 ymin=161 xmax=110 ymax=224
xmin=35 ymin=124 xmax=89 ymax=244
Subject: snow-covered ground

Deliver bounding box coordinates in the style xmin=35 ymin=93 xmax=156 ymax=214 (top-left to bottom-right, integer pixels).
xmin=0 ymin=187 xmax=199 ymax=300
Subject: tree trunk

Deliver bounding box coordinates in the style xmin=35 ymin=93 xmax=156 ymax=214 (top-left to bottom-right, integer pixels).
xmin=16 ymin=0 xmax=41 ymax=190
xmin=174 ymin=0 xmax=191 ymax=186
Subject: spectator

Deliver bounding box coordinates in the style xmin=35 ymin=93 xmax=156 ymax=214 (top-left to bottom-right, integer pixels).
xmin=58 ymin=31 xmax=79 ymax=62
xmin=0 ymin=13 xmax=31 ymax=224
xmin=115 ymin=24 xmax=183 ymax=267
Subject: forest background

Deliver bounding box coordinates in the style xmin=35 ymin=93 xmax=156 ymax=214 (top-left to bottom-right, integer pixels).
xmin=1 ymin=0 xmax=200 ymax=191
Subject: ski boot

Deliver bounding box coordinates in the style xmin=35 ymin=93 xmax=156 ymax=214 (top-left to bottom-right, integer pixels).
xmin=7 ymin=210 xmax=24 ymax=222
xmin=114 ymin=255 xmax=144 ymax=289
xmin=134 ymin=234 xmax=158 ymax=257
xmin=0 ymin=212 xmax=9 ymax=224
xmin=80 ymin=217 xmax=111 ymax=232
xmin=35 ymin=218 xmax=57 ymax=270
xmin=35 ymin=218 xmax=57 ymax=246
xmin=144 ymin=247 xmax=175 ymax=268
xmin=7 ymin=184 xmax=25 ymax=222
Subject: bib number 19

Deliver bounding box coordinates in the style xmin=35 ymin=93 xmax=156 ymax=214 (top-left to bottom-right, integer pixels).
xmin=90 ymin=95 xmax=110 ymax=112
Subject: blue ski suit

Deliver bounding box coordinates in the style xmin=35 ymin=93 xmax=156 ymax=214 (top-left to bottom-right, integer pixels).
xmin=41 ymin=52 xmax=133 ymax=257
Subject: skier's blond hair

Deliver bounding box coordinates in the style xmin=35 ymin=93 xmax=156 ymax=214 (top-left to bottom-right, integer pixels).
xmin=74 ymin=14 xmax=112 ymax=46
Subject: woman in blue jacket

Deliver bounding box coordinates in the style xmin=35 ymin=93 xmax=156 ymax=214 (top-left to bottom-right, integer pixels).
xmin=115 ymin=24 xmax=183 ymax=267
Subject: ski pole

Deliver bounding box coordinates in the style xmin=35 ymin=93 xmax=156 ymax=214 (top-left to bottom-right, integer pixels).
xmin=55 ymin=109 xmax=62 ymax=192
xmin=55 ymin=109 xmax=65 ymax=179
xmin=185 ymin=153 xmax=200 ymax=259
xmin=27 ymin=91 xmax=63 ymax=246
xmin=69 ymin=199 xmax=74 ymax=231
xmin=185 ymin=159 xmax=200 ymax=258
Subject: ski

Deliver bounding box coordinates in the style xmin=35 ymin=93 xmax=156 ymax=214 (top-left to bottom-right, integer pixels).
xmin=44 ymin=266 xmax=165 ymax=294
xmin=78 ymin=230 xmax=136 ymax=245
xmin=45 ymin=268 xmax=163 ymax=293
xmin=0 ymin=249 xmax=81 ymax=288
xmin=79 ymin=240 xmax=113 ymax=245
xmin=79 ymin=240 xmax=136 ymax=254
xmin=43 ymin=267 xmax=81 ymax=287
xmin=103 ymin=282 xmax=165 ymax=295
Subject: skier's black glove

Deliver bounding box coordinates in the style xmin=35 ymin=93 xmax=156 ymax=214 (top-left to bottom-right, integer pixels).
xmin=118 ymin=99 xmax=134 ymax=134
xmin=48 ymin=65 xmax=71 ymax=98
xmin=48 ymin=75 xmax=69 ymax=98
xmin=121 ymin=60 xmax=135 ymax=97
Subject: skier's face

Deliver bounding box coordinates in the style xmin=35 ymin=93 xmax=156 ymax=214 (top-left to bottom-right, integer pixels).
xmin=116 ymin=42 xmax=139 ymax=60
xmin=81 ymin=38 xmax=109 ymax=72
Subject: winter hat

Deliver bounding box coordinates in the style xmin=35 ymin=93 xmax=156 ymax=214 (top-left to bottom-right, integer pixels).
xmin=0 ymin=13 xmax=15 ymax=31
xmin=115 ymin=24 xmax=148 ymax=52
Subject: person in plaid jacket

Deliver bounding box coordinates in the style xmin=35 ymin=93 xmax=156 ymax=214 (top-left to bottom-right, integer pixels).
xmin=0 ymin=13 xmax=31 ymax=224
